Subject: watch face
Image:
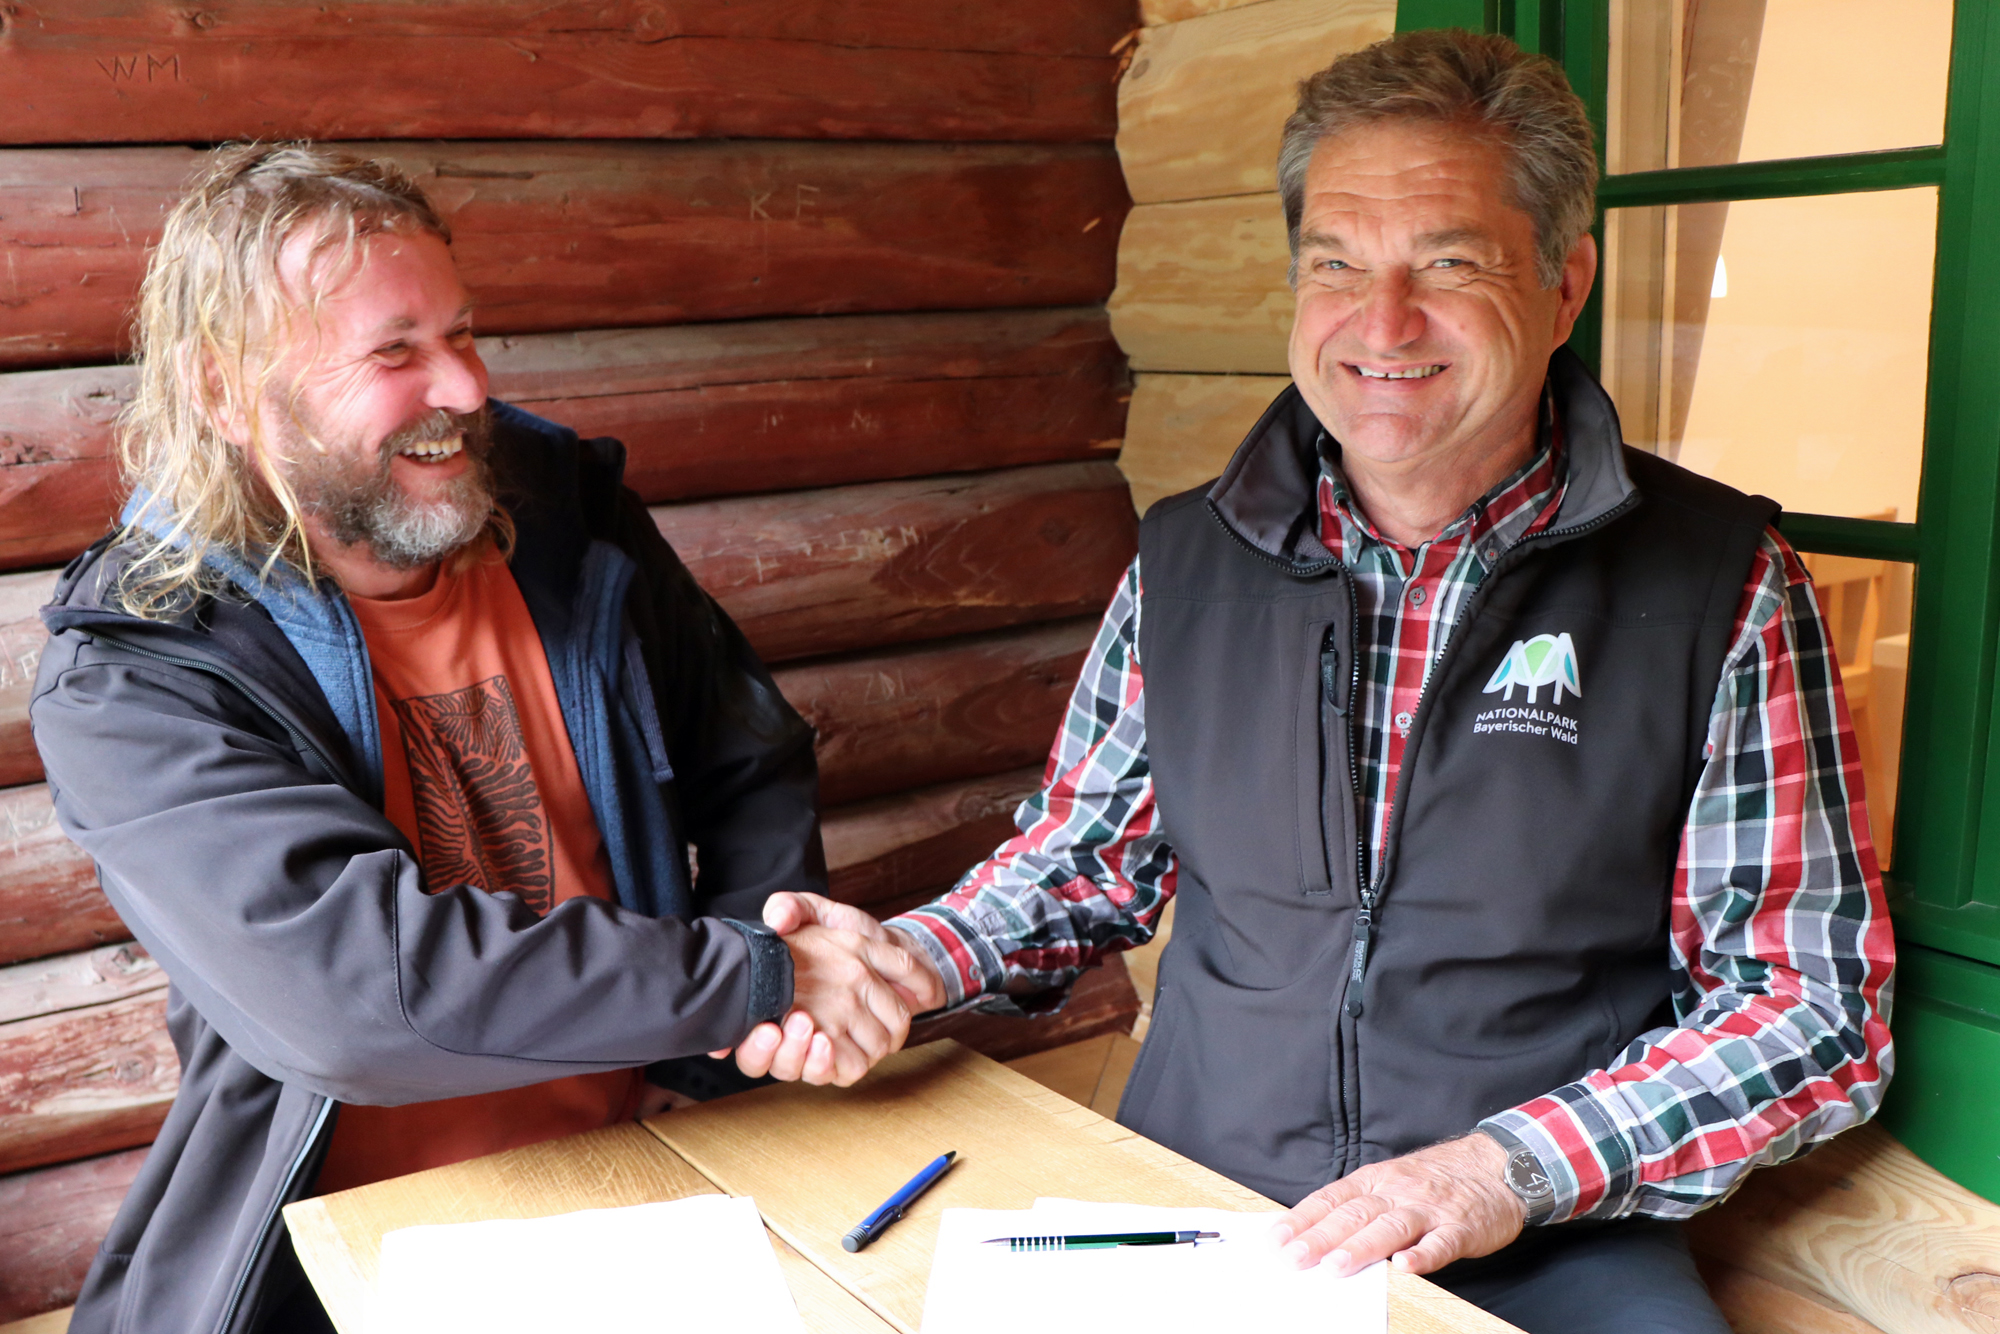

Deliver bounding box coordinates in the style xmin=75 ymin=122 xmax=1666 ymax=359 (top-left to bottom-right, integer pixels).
xmin=1506 ymin=1147 xmax=1554 ymax=1200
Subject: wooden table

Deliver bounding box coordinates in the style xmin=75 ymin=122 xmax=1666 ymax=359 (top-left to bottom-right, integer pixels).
xmin=287 ymin=1041 xmax=1520 ymax=1333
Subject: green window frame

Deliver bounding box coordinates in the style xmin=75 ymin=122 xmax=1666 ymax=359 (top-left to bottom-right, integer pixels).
xmin=1396 ymin=0 xmax=2000 ymax=1197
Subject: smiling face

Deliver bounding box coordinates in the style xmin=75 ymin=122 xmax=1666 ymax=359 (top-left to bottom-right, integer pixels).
xmin=248 ymin=227 xmax=494 ymax=585
xmin=1288 ymin=118 xmax=1594 ymax=482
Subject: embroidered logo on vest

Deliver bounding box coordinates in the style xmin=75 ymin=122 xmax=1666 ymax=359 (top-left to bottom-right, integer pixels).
xmin=1475 ymin=633 xmax=1582 ymax=745
xmin=1482 ymin=632 xmax=1582 ymax=704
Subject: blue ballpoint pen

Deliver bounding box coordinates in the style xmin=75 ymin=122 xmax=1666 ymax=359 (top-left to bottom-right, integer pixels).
xmin=841 ymin=1150 xmax=958 ymax=1252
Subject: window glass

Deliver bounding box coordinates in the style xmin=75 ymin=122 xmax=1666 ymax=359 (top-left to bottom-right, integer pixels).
xmin=1797 ymin=556 xmax=1914 ymax=868
xmin=1606 ymin=0 xmax=1951 ymax=175
xmin=1599 ymin=187 xmax=1937 ymax=521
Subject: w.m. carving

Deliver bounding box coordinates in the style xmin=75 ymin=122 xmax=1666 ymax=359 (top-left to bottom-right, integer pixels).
xmin=93 ymin=53 xmax=183 ymax=83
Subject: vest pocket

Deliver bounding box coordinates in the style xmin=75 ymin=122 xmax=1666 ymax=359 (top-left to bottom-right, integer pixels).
xmin=1300 ymin=616 xmax=1354 ymax=898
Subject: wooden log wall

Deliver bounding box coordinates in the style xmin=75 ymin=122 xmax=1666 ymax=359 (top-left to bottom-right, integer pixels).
xmin=1107 ymin=0 xmax=1392 ymax=511
xmin=0 ymin=3 xmax=1140 ymax=1320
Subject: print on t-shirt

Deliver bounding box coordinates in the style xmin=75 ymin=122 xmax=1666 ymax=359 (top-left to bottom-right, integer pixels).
xmin=392 ymin=675 xmax=555 ymax=913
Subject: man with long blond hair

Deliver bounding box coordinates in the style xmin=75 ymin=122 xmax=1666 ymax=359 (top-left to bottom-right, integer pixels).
xmin=30 ymin=143 xmax=931 ymax=1334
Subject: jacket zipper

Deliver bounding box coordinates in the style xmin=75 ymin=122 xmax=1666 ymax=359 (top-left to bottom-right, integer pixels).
xmin=214 ymin=1096 xmax=335 ymax=1334
xmin=88 ymin=630 xmax=349 ymax=1334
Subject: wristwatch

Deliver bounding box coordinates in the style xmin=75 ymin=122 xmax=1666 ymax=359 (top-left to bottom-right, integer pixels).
xmin=1478 ymin=1127 xmax=1557 ymax=1224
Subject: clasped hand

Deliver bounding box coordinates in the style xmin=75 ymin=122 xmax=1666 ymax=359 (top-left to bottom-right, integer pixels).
xmin=709 ymin=893 xmax=948 ymax=1087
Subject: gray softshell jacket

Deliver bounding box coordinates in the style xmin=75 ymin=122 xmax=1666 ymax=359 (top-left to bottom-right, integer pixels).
xmin=30 ymin=404 xmax=816 ymax=1333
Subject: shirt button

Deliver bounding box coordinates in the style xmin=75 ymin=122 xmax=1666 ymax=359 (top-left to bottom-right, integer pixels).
xmin=1409 ymin=585 xmax=1428 ymax=607
xmin=1394 ymin=711 xmax=1414 ymax=731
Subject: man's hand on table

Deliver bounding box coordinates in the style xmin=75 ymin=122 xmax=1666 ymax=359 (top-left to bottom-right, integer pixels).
xmin=710 ymin=892 xmax=948 ymax=1088
xmin=1270 ymin=1133 xmax=1525 ymax=1277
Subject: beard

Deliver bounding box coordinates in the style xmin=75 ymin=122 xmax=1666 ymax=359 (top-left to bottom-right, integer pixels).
xmin=271 ymin=401 xmax=498 ymax=571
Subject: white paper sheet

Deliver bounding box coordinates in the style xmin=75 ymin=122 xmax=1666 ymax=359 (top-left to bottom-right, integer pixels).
xmin=368 ymin=1193 xmax=804 ymax=1334
xmin=918 ymin=1198 xmax=1388 ymax=1333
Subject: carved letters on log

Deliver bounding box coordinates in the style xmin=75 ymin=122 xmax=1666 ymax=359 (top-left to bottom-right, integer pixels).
xmin=0 ymin=786 xmax=116 ymax=969
xmin=0 ymin=4 xmax=1139 ymax=1315
xmin=0 ymin=619 xmax=1099 ymax=1284
xmin=0 ymin=143 xmax=1128 ymax=368
xmin=0 ymin=309 xmax=1130 ymax=570
xmin=0 ymin=2 xmax=1122 ymax=147
xmin=0 ymin=573 xmax=58 ymax=790
xmin=0 ymin=763 xmax=1062 ymax=973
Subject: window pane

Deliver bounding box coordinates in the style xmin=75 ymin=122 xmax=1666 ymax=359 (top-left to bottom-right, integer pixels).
xmin=1599 ymin=188 xmax=1936 ymax=521
xmin=1800 ymin=556 xmax=1913 ymax=869
xmin=1606 ymin=0 xmax=1951 ymax=174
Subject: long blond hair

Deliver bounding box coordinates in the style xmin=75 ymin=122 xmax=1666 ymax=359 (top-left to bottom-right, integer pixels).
xmin=116 ymin=143 xmax=465 ymax=618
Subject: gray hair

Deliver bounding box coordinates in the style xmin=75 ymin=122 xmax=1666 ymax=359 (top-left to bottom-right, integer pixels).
xmin=1277 ymin=29 xmax=1597 ymax=288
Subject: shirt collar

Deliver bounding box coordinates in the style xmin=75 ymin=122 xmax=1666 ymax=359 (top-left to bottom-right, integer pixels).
xmin=1316 ymin=384 xmax=1567 ymax=572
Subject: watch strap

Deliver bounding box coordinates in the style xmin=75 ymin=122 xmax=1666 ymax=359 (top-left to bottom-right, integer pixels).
xmin=1478 ymin=1126 xmax=1558 ymax=1224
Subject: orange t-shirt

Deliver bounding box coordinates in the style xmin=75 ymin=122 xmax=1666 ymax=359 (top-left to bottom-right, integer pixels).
xmin=315 ymin=544 xmax=642 ymax=1194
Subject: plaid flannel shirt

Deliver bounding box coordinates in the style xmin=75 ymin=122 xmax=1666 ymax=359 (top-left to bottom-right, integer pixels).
xmin=892 ymin=424 xmax=1895 ymax=1224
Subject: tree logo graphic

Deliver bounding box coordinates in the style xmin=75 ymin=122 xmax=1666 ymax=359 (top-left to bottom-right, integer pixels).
xmin=1482 ymin=632 xmax=1582 ymax=704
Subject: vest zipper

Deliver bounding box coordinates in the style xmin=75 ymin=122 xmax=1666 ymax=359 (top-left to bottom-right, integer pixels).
xmin=1202 ymin=436 xmax=1646 ymax=1178
xmin=1335 ymin=493 xmax=1645 ymax=1017
xmin=1368 ymin=493 xmax=1641 ymax=898
xmin=1323 ymin=624 xmax=1372 ymax=1018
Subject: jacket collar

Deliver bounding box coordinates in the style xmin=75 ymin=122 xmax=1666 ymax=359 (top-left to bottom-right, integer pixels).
xmin=1206 ymin=345 xmax=1637 ymax=568
xmin=47 ymin=401 xmax=624 ymax=811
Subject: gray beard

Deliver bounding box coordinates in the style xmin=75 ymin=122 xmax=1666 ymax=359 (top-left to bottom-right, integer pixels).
xmin=276 ymin=404 xmax=497 ymax=571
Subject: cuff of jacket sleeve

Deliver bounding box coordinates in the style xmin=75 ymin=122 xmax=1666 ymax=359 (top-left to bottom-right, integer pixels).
xmin=1479 ymin=1085 xmax=1639 ymax=1225
xmin=721 ymin=918 xmax=794 ymax=1027
xmin=883 ymin=904 xmax=1008 ymax=1009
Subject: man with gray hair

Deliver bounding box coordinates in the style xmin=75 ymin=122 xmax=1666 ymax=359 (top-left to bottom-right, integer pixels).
xmin=742 ymin=29 xmax=1894 ymax=1331
xmin=30 ymin=144 xmax=932 ymax=1333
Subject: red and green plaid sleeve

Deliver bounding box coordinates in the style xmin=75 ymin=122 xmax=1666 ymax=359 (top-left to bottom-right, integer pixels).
xmin=1479 ymin=529 xmax=1896 ymax=1221
xmin=894 ymin=527 xmax=1893 ymax=1221
xmin=889 ymin=558 xmax=1176 ymax=1009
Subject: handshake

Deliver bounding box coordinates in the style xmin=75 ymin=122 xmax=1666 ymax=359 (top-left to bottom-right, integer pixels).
xmin=710 ymin=892 xmax=950 ymax=1087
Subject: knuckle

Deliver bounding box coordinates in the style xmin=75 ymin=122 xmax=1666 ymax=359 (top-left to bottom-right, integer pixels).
xmin=1326 ymin=1199 xmax=1379 ymax=1232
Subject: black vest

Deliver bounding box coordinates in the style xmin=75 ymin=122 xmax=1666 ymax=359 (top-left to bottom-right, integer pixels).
xmin=1117 ymin=351 xmax=1776 ymax=1206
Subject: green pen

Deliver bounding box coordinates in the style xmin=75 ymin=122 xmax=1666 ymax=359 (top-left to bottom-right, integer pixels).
xmin=980 ymin=1230 xmax=1222 ymax=1252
